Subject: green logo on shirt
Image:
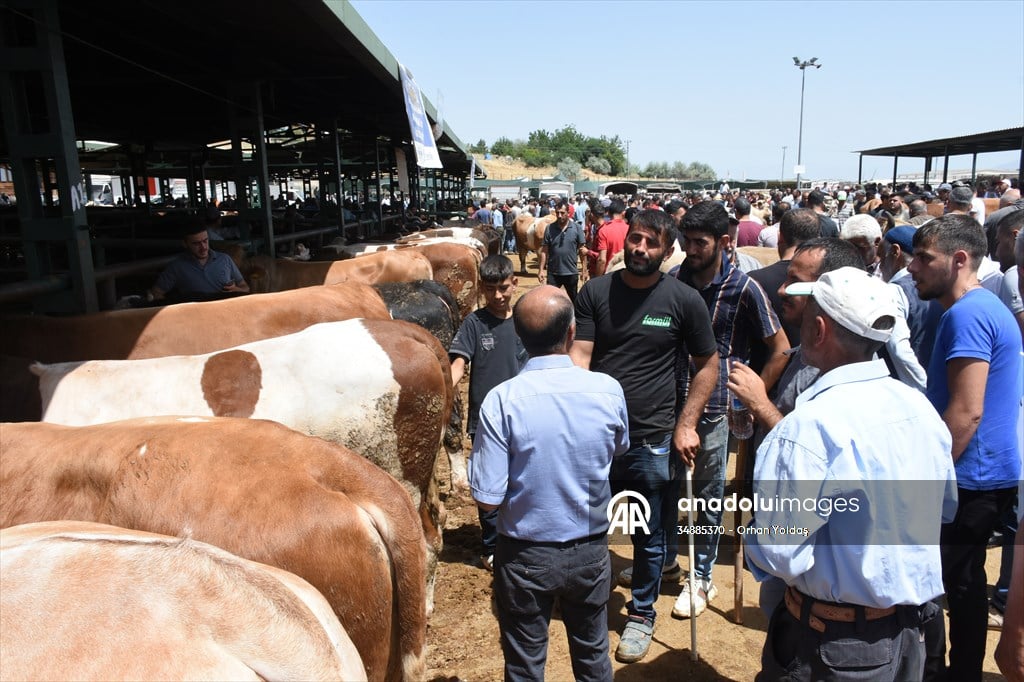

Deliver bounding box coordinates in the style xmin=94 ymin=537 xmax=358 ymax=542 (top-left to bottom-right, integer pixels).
xmin=641 ymin=315 xmax=671 ymax=328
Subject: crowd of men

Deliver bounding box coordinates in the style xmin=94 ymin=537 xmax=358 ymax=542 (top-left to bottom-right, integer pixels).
xmin=465 ymin=176 xmax=1023 ymax=681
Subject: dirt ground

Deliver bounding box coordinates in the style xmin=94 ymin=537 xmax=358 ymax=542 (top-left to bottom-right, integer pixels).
xmin=424 ymin=261 xmax=1008 ymax=682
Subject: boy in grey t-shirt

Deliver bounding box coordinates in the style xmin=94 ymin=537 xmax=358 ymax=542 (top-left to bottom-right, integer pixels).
xmin=449 ymin=255 xmax=528 ymax=570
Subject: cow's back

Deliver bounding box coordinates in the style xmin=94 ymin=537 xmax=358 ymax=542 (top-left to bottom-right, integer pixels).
xmin=0 ymin=281 xmax=390 ymax=363
xmin=0 ymin=418 xmax=427 ymax=682
xmin=247 ymin=250 xmax=432 ymax=292
xmin=0 ymin=521 xmax=366 ymax=681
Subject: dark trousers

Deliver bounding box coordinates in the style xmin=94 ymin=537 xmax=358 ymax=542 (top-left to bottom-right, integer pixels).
xmin=547 ymin=273 xmax=579 ymax=303
xmin=479 ymin=506 xmax=498 ymax=554
xmin=757 ymin=599 xmax=939 ymax=681
xmin=494 ymin=534 xmax=612 ymax=682
xmin=940 ymin=485 xmax=1016 ymax=682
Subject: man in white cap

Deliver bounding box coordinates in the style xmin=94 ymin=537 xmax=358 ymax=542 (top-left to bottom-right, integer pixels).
xmin=744 ymin=267 xmax=957 ymax=681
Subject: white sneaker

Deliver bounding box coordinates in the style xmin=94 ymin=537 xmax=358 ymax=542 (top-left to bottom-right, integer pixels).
xmin=672 ymin=578 xmax=717 ymax=619
xmin=480 ymin=554 xmax=494 ymax=571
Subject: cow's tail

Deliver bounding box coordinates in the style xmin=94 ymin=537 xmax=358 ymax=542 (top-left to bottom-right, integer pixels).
xmin=359 ymin=500 xmax=428 ymax=682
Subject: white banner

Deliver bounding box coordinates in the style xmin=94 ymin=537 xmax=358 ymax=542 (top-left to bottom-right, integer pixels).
xmin=395 ymin=147 xmax=410 ymax=195
xmin=399 ymin=63 xmax=443 ymax=169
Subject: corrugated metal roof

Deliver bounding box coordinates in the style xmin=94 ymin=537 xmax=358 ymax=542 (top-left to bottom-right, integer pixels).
xmin=856 ymin=127 xmax=1024 ymax=158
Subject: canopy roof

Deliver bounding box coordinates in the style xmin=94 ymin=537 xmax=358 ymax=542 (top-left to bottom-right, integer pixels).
xmin=856 ymin=127 xmax=1024 ymax=159
xmin=6 ymin=0 xmax=472 ymax=173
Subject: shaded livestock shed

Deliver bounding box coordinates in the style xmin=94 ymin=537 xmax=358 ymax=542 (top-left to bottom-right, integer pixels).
xmin=0 ymin=0 xmax=479 ymax=314
xmin=855 ymin=127 xmax=1023 ymax=189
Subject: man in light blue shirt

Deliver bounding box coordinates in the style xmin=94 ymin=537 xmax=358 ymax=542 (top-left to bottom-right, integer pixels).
xmin=745 ymin=267 xmax=957 ymax=681
xmin=470 ymin=285 xmax=629 ymax=682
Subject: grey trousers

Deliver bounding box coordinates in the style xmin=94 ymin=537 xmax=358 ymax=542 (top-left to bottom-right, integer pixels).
xmin=756 ymin=599 xmax=940 ymax=681
xmin=494 ymin=534 xmax=612 ymax=682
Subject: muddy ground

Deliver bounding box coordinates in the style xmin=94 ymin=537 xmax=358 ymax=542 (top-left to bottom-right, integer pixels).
xmin=423 ymin=262 xmax=1007 ymax=682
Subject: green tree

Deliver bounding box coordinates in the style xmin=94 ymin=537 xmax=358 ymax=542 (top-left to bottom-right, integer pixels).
xmin=469 ymin=139 xmax=488 ymax=154
xmin=585 ymin=156 xmax=611 ymax=174
xmin=686 ymin=162 xmax=717 ymax=179
xmin=490 ymin=136 xmax=516 ymax=157
xmin=557 ymin=157 xmax=582 ymax=181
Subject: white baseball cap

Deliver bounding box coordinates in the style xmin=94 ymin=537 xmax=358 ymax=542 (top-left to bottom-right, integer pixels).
xmin=784 ymin=267 xmax=898 ymax=342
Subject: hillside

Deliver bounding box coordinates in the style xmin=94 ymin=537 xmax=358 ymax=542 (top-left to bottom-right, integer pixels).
xmin=476 ymin=156 xmax=616 ymax=182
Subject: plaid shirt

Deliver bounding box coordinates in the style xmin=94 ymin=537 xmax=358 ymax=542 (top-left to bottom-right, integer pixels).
xmin=836 ymin=202 xmax=856 ymax=230
xmin=676 ymin=251 xmax=782 ymax=415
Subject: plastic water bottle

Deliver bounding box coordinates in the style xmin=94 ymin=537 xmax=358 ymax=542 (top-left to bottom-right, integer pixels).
xmin=727 ymin=357 xmax=754 ymax=439
xmin=728 ymin=393 xmax=754 ymax=439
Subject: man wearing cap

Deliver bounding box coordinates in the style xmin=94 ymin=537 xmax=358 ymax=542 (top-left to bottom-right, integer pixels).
xmin=936 ymin=183 xmax=953 ymax=206
xmin=946 ymin=186 xmax=975 ymax=217
xmin=909 ymin=214 xmax=1023 ymax=681
xmin=806 ymin=190 xmax=839 ymax=238
xmin=745 ymin=267 xmax=957 ymax=681
xmin=879 ymin=224 xmax=944 ymax=368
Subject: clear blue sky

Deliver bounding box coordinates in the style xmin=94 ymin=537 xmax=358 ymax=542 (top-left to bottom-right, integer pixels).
xmin=351 ymin=0 xmax=1023 ymax=181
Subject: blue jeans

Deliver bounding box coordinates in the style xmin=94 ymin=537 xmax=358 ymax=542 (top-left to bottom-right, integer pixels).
xmin=610 ymin=432 xmax=679 ymax=623
xmin=666 ymin=415 xmax=729 ymax=581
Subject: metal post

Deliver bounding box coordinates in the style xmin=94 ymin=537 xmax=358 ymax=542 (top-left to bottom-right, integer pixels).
xmin=796 ymin=67 xmax=806 ymax=189
xmin=686 ymin=466 xmax=698 ymax=661
xmin=892 ymin=156 xmax=898 ymax=189
xmin=792 ymin=58 xmax=821 ymax=190
xmin=780 ymin=146 xmax=787 ymax=184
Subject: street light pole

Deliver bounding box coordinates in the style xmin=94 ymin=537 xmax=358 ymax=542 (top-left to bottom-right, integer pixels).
xmin=792 ymin=57 xmax=821 ymax=190
xmin=780 ymin=146 xmax=787 ymax=183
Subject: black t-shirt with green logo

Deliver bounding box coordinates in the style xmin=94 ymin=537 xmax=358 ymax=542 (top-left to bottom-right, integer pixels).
xmin=575 ymin=271 xmax=716 ymax=440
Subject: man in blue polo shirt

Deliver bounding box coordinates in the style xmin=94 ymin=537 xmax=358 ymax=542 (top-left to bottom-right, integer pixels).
xmin=148 ymin=222 xmax=249 ymax=302
xmin=909 ymin=213 xmax=1023 ymax=681
xmin=470 ymin=285 xmax=629 ymax=682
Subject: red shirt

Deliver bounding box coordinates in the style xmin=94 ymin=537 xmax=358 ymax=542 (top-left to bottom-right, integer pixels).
xmin=596 ymin=218 xmax=628 ymax=264
xmin=735 ymin=220 xmax=763 ymax=248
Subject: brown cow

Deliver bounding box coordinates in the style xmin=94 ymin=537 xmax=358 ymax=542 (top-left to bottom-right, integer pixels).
xmin=0 ymin=417 xmax=427 ymax=682
xmin=0 ymin=281 xmax=390 ymax=363
xmin=241 ymin=248 xmax=433 ymax=293
xmin=511 ymin=212 xmax=558 ymax=274
xmin=1 ymin=521 xmax=367 ymax=681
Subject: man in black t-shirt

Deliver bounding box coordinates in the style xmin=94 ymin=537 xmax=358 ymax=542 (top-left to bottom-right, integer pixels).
xmin=572 ymin=209 xmax=719 ymax=664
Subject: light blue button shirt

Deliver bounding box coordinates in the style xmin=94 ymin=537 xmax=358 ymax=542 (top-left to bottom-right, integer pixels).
xmin=470 ymin=354 xmax=629 ymax=542
xmin=744 ymin=360 xmax=958 ymax=607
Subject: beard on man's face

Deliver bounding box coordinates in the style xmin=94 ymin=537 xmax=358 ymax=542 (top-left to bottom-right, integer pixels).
xmin=624 ymin=249 xmax=663 ymax=276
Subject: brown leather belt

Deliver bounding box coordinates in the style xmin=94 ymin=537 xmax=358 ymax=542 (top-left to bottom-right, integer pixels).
xmin=784 ymin=586 xmax=896 ymax=633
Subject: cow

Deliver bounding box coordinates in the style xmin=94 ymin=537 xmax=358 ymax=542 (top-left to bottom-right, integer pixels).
xmin=1 ymin=521 xmax=367 ymax=681
xmin=407 ymin=242 xmax=481 ymax=321
xmin=511 ymin=212 xmax=558 ymax=274
xmin=396 ymin=226 xmax=500 ymax=256
xmin=0 ymin=281 xmax=391 ymax=363
xmin=0 ymin=417 xmax=427 ymax=682
xmin=241 ymin=249 xmax=433 ymax=293
xmin=26 ymin=319 xmax=453 ymax=601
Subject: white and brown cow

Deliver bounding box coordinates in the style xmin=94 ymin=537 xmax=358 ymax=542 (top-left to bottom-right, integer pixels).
xmin=0 ymin=417 xmax=427 ymax=682
xmin=1 ymin=521 xmax=367 ymax=681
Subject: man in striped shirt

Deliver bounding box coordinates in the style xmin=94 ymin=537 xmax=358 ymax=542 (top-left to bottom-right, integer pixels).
xmin=669 ymin=200 xmax=791 ymax=619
